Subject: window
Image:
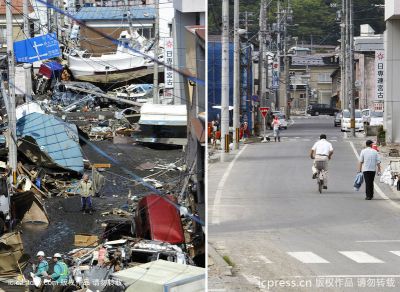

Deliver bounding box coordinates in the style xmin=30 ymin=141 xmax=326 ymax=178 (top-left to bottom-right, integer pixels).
xmin=318 ymin=73 xmax=331 ymax=83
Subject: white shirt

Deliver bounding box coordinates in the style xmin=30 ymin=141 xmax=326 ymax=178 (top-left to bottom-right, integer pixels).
xmin=359 ymin=147 xmax=381 ymax=172
xmin=312 ymin=139 xmax=333 ymax=156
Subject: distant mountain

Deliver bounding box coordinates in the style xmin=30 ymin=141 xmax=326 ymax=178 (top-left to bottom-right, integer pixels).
xmin=208 ymin=0 xmax=385 ymax=47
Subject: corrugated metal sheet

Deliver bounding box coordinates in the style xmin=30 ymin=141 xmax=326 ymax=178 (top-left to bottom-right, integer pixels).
xmin=74 ymin=6 xmax=155 ymax=21
xmin=16 ymin=112 xmax=84 ymax=174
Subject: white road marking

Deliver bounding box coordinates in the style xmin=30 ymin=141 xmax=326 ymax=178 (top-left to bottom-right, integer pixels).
xmin=258 ymin=255 xmax=273 ymax=264
xmin=339 ymin=251 xmax=384 ymax=263
xmin=211 ymin=145 xmax=248 ymax=225
xmin=241 ymin=273 xmax=262 ymax=286
xmin=287 ymin=252 xmax=330 ymax=263
xmin=349 ymin=141 xmax=400 ymax=210
xmin=389 ymin=251 xmax=400 ymax=257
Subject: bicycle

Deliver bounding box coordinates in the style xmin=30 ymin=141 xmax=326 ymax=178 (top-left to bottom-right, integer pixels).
xmin=314 ymin=160 xmax=327 ymax=193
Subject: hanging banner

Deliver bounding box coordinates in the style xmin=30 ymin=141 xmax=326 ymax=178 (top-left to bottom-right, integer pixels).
xmin=13 ymin=33 xmax=60 ymax=63
xmin=375 ymin=50 xmax=384 ymax=100
xmin=164 ymin=38 xmax=174 ymax=89
xmin=272 ymin=61 xmax=280 ymax=89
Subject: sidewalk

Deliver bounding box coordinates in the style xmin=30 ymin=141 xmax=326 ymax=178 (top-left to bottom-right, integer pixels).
xmin=208 ymin=141 xmax=260 ymax=291
xmin=344 ymin=133 xmax=400 ymax=202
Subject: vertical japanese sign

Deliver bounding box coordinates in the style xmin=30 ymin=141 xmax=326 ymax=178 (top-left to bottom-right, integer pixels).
xmin=164 ymin=38 xmax=174 ymax=89
xmin=272 ymin=61 xmax=280 ymax=89
xmin=375 ymin=50 xmax=384 ymax=100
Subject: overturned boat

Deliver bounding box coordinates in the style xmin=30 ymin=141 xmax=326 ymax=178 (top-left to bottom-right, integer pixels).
xmin=133 ymin=104 xmax=187 ymax=146
xmin=65 ymin=31 xmax=163 ymax=84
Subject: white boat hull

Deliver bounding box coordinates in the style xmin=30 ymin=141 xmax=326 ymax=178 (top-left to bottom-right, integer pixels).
xmin=67 ymin=53 xmax=163 ymax=83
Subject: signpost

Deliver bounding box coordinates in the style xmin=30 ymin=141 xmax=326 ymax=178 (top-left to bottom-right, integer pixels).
xmin=13 ymin=33 xmax=60 ymax=63
xmin=260 ymin=107 xmax=269 ymax=142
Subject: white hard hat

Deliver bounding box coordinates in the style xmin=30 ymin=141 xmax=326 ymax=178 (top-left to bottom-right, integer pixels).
xmin=53 ymin=253 xmax=62 ymax=258
xmin=36 ymin=251 xmax=45 ymax=257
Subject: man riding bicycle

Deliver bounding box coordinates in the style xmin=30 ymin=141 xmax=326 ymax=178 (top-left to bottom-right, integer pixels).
xmin=310 ymin=134 xmax=334 ymax=190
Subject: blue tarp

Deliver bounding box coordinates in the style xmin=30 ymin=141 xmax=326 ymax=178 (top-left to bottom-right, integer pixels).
xmin=207 ymin=41 xmax=253 ymax=127
xmin=16 ymin=113 xmax=84 ymax=174
xmin=207 ymin=41 xmax=234 ymax=121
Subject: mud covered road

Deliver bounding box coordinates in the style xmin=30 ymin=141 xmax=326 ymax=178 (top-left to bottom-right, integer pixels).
xmin=20 ymin=139 xmax=184 ymax=258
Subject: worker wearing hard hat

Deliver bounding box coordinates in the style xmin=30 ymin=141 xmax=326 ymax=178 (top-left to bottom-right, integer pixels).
xmin=34 ymin=251 xmax=49 ymax=278
xmin=49 ymin=253 xmax=69 ymax=288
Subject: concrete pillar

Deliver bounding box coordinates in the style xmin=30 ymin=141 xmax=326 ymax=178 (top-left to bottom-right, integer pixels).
xmin=384 ymin=20 xmax=400 ymax=143
xmin=23 ymin=63 xmax=32 ymax=101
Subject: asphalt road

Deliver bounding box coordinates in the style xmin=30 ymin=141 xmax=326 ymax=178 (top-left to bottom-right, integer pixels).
xmin=209 ymin=116 xmax=400 ymax=292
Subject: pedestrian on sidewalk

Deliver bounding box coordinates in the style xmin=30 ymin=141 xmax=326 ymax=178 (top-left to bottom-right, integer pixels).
xmin=79 ymin=174 xmax=94 ymax=214
xmin=358 ymin=140 xmax=381 ymax=200
xmin=272 ymin=116 xmax=281 ymax=142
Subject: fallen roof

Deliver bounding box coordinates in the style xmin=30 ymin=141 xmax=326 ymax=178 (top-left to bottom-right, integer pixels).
xmin=16 ymin=112 xmax=84 ymax=174
xmin=74 ymin=6 xmax=156 ymax=21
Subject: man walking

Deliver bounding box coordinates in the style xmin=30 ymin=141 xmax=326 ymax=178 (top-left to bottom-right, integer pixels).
xmin=30 ymin=251 xmax=48 ymax=292
xmin=48 ymin=253 xmax=69 ymax=291
xmin=358 ymin=140 xmax=381 ymax=200
xmin=79 ymin=174 xmax=93 ymax=214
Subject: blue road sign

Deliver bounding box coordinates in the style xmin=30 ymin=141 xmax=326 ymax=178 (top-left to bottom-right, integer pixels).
xmin=13 ymin=33 xmax=60 ymax=63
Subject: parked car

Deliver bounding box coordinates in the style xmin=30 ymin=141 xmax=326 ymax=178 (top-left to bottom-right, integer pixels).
xmin=341 ymin=110 xmax=364 ymax=132
xmin=369 ymin=111 xmax=384 ymax=126
xmin=334 ymin=112 xmax=342 ymax=127
xmin=307 ymin=104 xmax=339 ymax=116
xmin=362 ymin=109 xmax=383 ymax=126
xmin=275 ymin=113 xmax=288 ymax=129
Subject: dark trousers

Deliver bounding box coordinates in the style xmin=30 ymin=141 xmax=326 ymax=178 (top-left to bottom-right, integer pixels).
xmin=81 ymin=196 xmax=92 ymax=210
xmin=363 ymin=171 xmax=376 ymax=199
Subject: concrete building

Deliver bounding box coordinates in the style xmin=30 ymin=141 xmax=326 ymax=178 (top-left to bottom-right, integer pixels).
xmin=385 ymin=0 xmax=400 ymax=143
xmin=280 ymin=54 xmax=339 ymax=112
xmin=354 ymin=24 xmax=383 ymax=110
xmin=172 ymin=0 xmax=205 ymax=104
xmin=0 ymin=0 xmax=33 ymax=46
xmin=74 ymin=6 xmax=156 ymax=54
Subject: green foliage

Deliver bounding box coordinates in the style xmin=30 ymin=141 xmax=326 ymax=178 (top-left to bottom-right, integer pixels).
xmin=208 ymin=0 xmax=385 ymax=46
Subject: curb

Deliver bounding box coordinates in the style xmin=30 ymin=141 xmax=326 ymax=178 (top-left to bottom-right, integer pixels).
xmin=208 ymin=243 xmax=233 ymax=276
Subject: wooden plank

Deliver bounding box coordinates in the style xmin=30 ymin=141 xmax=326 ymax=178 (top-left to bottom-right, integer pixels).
xmin=92 ymin=163 xmax=111 ymax=168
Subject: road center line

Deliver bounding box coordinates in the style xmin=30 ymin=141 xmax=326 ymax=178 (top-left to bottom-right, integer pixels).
xmin=349 ymin=141 xmax=400 ymax=210
xmin=211 ymin=145 xmax=248 ymax=225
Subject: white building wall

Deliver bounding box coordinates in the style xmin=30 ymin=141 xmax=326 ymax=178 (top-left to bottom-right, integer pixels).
xmin=384 ymin=19 xmax=400 ymax=143
xmin=172 ymin=0 xmax=205 ymax=104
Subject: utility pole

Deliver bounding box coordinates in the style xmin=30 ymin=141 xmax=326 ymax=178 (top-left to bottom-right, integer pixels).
xmin=305 ymin=65 xmax=309 ymax=116
xmin=349 ymin=0 xmax=355 ymax=137
xmin=23 ymin=0 xmax=29 ymax=38
xmin=221 ymin=0 xmax=230 ymax=159
xmin=6 ymin=0 xmax=17 ymax=183
xmin=47 ymin=0 xmax=52 ymax=33
xmin=233 ymin=0 xmax=240 ymax=150
xmin=276 ymin=0 xmax=281 ymax=110
xmin=259 ymin=0 xmax=266 ymax=110
xmin=283 ymin=1 xmax=291 ymax=119
xmin=340 ymin=0 xmax=346 ymax=110
xmin=153 ymin=0 xmax=159 ymax=104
